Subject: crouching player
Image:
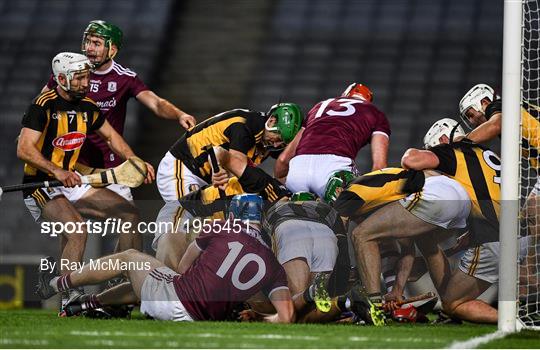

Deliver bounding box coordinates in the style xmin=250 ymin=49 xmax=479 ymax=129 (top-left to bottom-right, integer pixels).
xmin=36 ymin=194 xmax=294 ymax=323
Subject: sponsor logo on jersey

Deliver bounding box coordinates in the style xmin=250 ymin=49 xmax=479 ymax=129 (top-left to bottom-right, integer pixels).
xmin=108 ymin=82 xmax=117 ymax=92
xmin=96 ymin=97 xmax=117 ymax=110
xmin=52 ymin=132 xmax=86 ymax=151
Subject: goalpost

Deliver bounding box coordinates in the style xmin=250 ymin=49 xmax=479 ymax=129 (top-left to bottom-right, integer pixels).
xmin=499 ymin=0 xmax=540 ymax=332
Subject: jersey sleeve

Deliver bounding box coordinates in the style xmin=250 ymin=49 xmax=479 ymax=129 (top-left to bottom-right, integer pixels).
xmin=372 ymin=109 xmax=391 ymax=138
xmin=194 ymin=229 xmax=214 ymax=250
xmin=238 ymin=166 xmax=292 ymax=202
xmin=21 ymin=104 xmax=47 ymax=132
xmin=46 ymin=74 xmax=57 ymax=89
xmin=429 ymin=144 xmax=458 ymax=176
xmin=130 ymin=75 xmax=149 ymax=98
xmin=89 ymin=109 xmax=106 ymax=132
xmin=224 ymin=123 xmax=256 ymax=153
xmin=262 ymin=261 xmax=289 ymax=297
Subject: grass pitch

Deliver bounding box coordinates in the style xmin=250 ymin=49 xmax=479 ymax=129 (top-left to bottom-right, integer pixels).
xmin=0 ymin=310 xmax=538 ymax=348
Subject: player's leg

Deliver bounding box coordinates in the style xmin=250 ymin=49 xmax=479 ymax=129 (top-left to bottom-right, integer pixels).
xmin=442 ymin=242 xmax=499 ymax=323
xmin=351 ymin=201 xmax=438 ymax=297
xmin=41 ymin=197 xmax=88 ymax=275
xmin=153 ymin=202 xmax=193 ymax=271
xmin=414 ymin=231 xmax=453 ymax=294
xmin=41 ymin=249 xmax=162 ymax=300
xmin=441 ymin=270 xmax=496 ymax=323
xmin=74 ymin=187 xmax=141 ymax=251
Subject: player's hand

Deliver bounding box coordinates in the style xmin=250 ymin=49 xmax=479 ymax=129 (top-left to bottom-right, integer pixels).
xmin=383 ymin=292 xmax=404 ymax=312
xmin=178 ymin=113 xmax=196 ymax=130
xmin=212 ymin=168 xmax=229 ymax=190
xmin=238 ymin=309 xmax=262 ymax=322
xmin=144 ymin=162 xmax=155 ymax=184
xmin=53 ymin=169 xmax=82 ymax=187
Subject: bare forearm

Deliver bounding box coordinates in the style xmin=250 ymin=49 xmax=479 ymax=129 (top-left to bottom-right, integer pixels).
xmin=155 ymin=98 xmax=185 ymax=120
xmin=392 ymin=241 xmax=415 ymax=295
xmin=371 ymin=134 xmax=389 ymax=170
xmin=467 ymin=117 xmax=501 ymax=144
xmin=177 ymin=243 xmax=202 ymax=273
xmin=105 ymin=133 xmax=136 ymax=160
xmin=18 ymin=144 xmax=61 ymax=175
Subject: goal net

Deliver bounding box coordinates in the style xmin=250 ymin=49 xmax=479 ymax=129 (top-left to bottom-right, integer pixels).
xmin=518 ymin=0 xmax=540 ymax=330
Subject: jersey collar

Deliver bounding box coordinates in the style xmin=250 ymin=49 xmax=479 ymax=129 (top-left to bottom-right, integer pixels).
xmin=93 ymin=60 xmax=116 ymax=75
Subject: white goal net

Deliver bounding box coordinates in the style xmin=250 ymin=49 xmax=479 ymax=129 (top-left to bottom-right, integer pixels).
xmin=518 ymin=0 xmax=540 ymax=330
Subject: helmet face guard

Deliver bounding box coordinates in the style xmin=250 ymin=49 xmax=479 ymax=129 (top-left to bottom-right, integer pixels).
xmin=265 ymin=102 xmax=304 ymax=146
xmin=342 ymin=83 xmax=373 ymax=102
xmin=52 ymin=52 xmax=92 ymax=98
xmin=227 ymin=194 xmax=263 ymax=224
xmin=290 ymin=191 xmax=317 ymax=202
xmin=82 ymin=20 xmax=123 ymax=68
xmin=324 ymin=170 xmax=355 ymax=203
xmin=423 ymin=118 xmax=466 ymax=149
xmin=458 ymin=84 xmax=495 ymax=129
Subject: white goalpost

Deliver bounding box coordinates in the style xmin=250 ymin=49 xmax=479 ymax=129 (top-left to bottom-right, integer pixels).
xmin=499 ymin=0 xmax=540 ymax=332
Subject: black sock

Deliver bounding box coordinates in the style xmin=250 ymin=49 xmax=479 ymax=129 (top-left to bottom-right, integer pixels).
xmin=368 ymin=293 xmax=382 ymax=304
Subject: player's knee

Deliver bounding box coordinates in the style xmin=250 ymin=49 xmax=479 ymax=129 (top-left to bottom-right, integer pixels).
xmin=441 ymin=299 xmax=460 ymax=316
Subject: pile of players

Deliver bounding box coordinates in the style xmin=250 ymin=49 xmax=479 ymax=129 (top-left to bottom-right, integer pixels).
xmin=24 ymin=20 xmax=539 ymax=325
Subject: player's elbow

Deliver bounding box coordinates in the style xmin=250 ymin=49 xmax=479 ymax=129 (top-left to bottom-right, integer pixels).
xmin=401 ymin=149 xmax=419 ymax=169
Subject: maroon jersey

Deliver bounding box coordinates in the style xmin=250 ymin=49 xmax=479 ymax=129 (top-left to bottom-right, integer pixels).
xmin=295 ymin=97 xmax=390 ymax=159
xmin=174 ymin=223 xmax=288 ymax=321
xmin=47 ymin=61 xmax=148 ymax=167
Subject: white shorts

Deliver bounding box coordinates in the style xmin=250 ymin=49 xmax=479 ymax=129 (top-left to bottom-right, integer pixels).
xmin=103 ymin=183 xmax=133 ymax=202
xmin=152 ymin=201 xmax=194 ymax=251
xmin=286 ymin=154 xmax=356 ymax=199
xmin=399 ymin=176 xmax=471 ymax=229
xmin=156 ymin=151 xmax=208 ymax=201
xmin=24 ymin=183 xmax=92 ymax=221
xmin=459 ymin=242 xmax=499 ymax=284
xmin=274 ymin=219 xmax=338 ymax=273
xmin=140 ymin=267 xmax=194 ymax=321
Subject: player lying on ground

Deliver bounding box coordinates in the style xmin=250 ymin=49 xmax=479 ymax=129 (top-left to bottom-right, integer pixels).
xmin=36 ymin=194 xmax=294 ymax=323
xmin=157 ymin=103 xmax=303 ymax=201
xmin=398 ymin=118 xmax=501 ymax=324
xmin=279 ymin=83 xmax=390 ymax=197
xmin=18 ymin=52 xmax=154 ymax=306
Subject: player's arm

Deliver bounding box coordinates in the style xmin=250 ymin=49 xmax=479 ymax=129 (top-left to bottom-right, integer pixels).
xmin=466 ymin=113 xmax=501 ymax=144
xmin=274 ymin=127 xmax=304 ymax=181
xmin=371 ymin=133 xmax=389 ymax=171
xmin=136 ymin=90 xmax=196 ymax=129
xmin=385 ymin=238 xmax=415 ymax=309
xmin=177 ymin=241 xmax=203 ymax=274
xmin=95 ymin=120 xmax=155 ymax=183
xmin=401 ymin=148 xmax=440 ymax=170
xmin=17 ymin=128 xmax=81 ymax=187
xmin=265 ymin=288 xmax=295 ymax=324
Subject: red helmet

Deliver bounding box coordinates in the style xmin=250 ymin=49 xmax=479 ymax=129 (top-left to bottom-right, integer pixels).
xmin=342 ymin=83 xmax=373 ymax=102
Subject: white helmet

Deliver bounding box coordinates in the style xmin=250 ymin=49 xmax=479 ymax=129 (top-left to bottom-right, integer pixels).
xmin=458 ymin=84 xmax=495 ymax=128
xmin=423 ymin=118 xmax=466 ymax=149
xmin=52 ymin=52 xmax=92 ymax=92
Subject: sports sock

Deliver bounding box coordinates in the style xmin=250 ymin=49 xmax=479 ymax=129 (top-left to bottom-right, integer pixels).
xmin=81 ymin=295 xmax=102 ymax=310
xmin=51 ymin=274 xmax=73 ymax=293
xmin=368 ymin=293 xmax=383 ymax=305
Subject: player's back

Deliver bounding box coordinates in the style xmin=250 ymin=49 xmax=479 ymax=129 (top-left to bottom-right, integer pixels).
xmin=174 ymin=223 xmax=287 ymax=320
xmin=296 ymin=97 xmax=390 ymax=159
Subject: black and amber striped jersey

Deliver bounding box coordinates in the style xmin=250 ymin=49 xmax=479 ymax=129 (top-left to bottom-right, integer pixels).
xmin=430 ymin=140 xmax=500 ymax=245
xmin=485 ymin=99 xmax=539 ymax=169
xmin=21 ymin=89 xmax=105 ymax=182
xmin=334 ymin=167 xmax=425 ymax=219
xmin=521 ymin=104 xmax=540 ymax=169
xmin=179 ymin=169 xmax=291 ymax=219
xmin=169 ymin=109 xmax=268 ymax=183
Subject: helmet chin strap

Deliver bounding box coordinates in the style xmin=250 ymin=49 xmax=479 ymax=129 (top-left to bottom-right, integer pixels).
xmin=90 ymin=43 xmax=115 ymax=69
xmin=449 ymin=121 xmax=462 ymax=145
